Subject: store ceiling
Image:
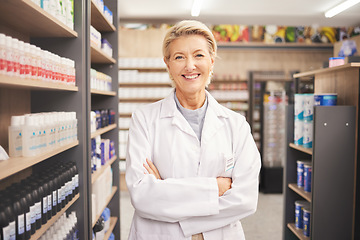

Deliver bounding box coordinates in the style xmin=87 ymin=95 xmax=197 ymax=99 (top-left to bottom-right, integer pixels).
xmin=118 ymin=0 xmax=360 ymax=27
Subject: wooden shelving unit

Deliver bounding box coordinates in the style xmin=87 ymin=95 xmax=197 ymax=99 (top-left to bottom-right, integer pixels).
xmin=90 ymin=0 xmax=116 ymax=32
xmin=0 ymin=75 xmax=78 ymax=91
xmin=91 ymin=44 xmax=116 ymax=64
xmin=289 ymin=143 xmax=312 ymax=155
xmin=118 ymin=67 xmax=167 ymax=71
xmin=217 ymin=42 xmax=333 ymax=50
xmin=288 ymin=183 xmax=311 ymax=202
xmin=89 ymin=0 xmax=119 ymax=238
xmin=104 ymin=217 xmax=118 ymax=240
xmin=0 ymin=0 xmax=119 ymax=239
xmin=287 ymin=223 xmax=310 ymax=240
xmin=0 ymin=141 xmax=78 ymax=181
xmin=91 ymin=89 xmax=116 ymax=96
xmin=284 ymin=64 xmax=360 ymax=239
xmin=30 ymin=194 xmax=80 ymax=240
xmin=0 ymin=0 xmax=77 ymax=37
xmin=91 ymin=124 xmax=117 ymax=139
xmin=119 ymin=82 xmax=172 ymax=87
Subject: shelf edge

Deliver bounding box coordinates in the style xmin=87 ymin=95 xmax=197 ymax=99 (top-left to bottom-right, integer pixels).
xmin=0 ymin=141 xmax=79 ymax=181
xmin=288 ymin=183 xmax=312 ymax=202
xmin=91 ymin=124 xmax=117 ymax=138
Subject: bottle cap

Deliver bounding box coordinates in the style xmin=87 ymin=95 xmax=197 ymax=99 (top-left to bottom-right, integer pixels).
xmin=11 ymin=115 xmax=23 ymax=126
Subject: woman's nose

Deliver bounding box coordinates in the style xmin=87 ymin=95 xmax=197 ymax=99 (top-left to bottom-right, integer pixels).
xmin=185 ymin=57 xmax=196 ymax=72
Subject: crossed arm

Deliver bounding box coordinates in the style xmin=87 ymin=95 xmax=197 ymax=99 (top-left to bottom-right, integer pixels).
xmin=143 ymin=158 xmax=232 ymax=196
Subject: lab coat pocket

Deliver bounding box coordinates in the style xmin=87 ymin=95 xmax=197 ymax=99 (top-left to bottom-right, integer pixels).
xmin=219 ymin=153 xmax=234 ymax=178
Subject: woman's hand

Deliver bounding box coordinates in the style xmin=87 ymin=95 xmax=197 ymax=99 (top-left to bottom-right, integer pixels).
xmin=216 ymin=177 xmax=232 ymax=196
xmin=144 ymin=158 xmax=162 ymax=180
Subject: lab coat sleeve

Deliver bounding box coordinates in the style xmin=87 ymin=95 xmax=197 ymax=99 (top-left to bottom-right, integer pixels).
xmin=179 ymin=120 xmax=261 ymax=237
xmin=125 ymin=109 xmax=219 ymax=223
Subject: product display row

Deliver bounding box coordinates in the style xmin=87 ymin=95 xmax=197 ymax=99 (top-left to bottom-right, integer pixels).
xmin=262 ymin=91 xmax=287 ymax=168
xmin=119 ymin=87 xmax=173 ymax=99
xmin=119 ymin=130 xmax=129 ymax=160
xmin=8 ymin=112 xmax=78 ymax=158
xmin=119 ymin=57 xmax=166 ymax=69
xmin=91 ymin=136 xmax=116 ymax=173
xmin=294 ymin=200 xmax=311 ymax=237
xmin=90 ymin=26 xmax=113 ymax=58
xmin=90 ymin=69 xmax=112 ymax=92
xmin=91 ymin=166 xmax=113 ymax=225
xmin=119 ymin=70 xmax=170 ymax=84
xmin=92 ymin=208 xmax=114 ymax=240
xmin=0 ymin=161 xmax=78 ymax=240
xmin=294 ymin=93 xmax=338 ymax=148
xmin=39 ymin=212 xmax=78 ymax=240
xmin=31 ymin=0 xmax=74 ymax=30
xmin=0 ymin=33 xmax=76 ymax=86
xmin=90 ymin=110 xmax=116 ymax=133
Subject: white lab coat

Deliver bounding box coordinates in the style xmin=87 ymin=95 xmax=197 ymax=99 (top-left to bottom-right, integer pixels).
xmin=126 ymin=90 xmax=261 ymax=240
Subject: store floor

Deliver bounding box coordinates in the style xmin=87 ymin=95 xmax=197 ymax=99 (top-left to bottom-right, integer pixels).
xmin=120 ymin=191 xmax=283 ymax=239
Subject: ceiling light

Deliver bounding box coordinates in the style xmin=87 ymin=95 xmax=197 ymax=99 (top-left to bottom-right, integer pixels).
xmin=191 ymin=0 xmax=204 ymax=17
xmin=325 ymin=0 xmax=360 ymax=18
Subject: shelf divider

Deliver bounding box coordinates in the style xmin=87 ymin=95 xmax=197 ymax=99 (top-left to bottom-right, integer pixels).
xmin=30 ymin=194 xmax=80 ymax=240
xmin=0 ymin=141 xmax=79 ymax=181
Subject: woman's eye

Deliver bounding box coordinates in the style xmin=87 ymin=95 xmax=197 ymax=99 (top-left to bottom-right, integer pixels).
xmin=196 ymin=54 xmax=204 ymax=58
xmin=175 ymin=56 xmax=184 ymax=60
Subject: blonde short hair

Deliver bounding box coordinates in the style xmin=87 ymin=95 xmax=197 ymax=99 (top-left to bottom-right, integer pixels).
xmin=162 ymin=20 xmax=217 ymax=60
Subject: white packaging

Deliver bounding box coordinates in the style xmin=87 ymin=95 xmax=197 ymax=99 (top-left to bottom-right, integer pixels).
xmin=294 ymin=94 xmax=304 ymax=120
xmin=303 ymin=121 xmax=313 ymax=148
xmin=5 ymin=36 xmax=14 ymax=76
xmin=22 ymin=115 xmax=38 ymax=157
xmin=0 ymin=33 xmax=7 ymax=75
xmin=18 ymin=41 xmax=25 ymax=78
xmin=8 ymin=115 xmax=24 ymax=157
xmin=303 ymin=94 xmax=314 ymax=121
xmin=294 ymin=119 xmax=303 ymax=146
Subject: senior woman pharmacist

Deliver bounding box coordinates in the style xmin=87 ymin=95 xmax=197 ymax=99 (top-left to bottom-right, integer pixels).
xmin=125 ymin=20 xmax=261 ymax=240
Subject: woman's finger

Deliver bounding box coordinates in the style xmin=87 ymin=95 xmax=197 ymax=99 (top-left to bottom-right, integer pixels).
xmin=146 ymin=159 xmax=161 ymax=179
xmin=143 ymin=163 xmax=155 ymax=175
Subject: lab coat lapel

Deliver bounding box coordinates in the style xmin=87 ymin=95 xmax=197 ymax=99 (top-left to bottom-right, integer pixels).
xmin=160 ymin=90 xmax=197 ymax=138
xmin=201 ymin=92 xmax=227 ymax=146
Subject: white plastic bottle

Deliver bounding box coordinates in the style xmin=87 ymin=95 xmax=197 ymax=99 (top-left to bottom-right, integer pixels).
xmin=45 ymin=113 xmax=55 ymax=151
xmin=5 ymin=36 xmax=14 ymax=76
xmin=37 ymin=114 xmax=47 ymax=153
xmin=0 ymin=33 xmax=7 ymax=75
xmin=22 ymin=115 xmax=38 ymax=157
xmin=8 ymin=115 xmax=24 ymax=157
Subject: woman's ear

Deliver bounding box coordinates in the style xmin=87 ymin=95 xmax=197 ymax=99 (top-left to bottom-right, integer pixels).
xmin=163 ymin=57 xmax=170 ymax=70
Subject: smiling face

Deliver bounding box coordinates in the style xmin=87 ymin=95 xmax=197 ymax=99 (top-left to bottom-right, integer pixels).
xmin=165 ymin=35 xmax=214 ymax=103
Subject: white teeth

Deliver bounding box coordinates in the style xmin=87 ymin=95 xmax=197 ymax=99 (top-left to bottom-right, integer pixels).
xmin=184 ymin=74 xmax=199 ymax=79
